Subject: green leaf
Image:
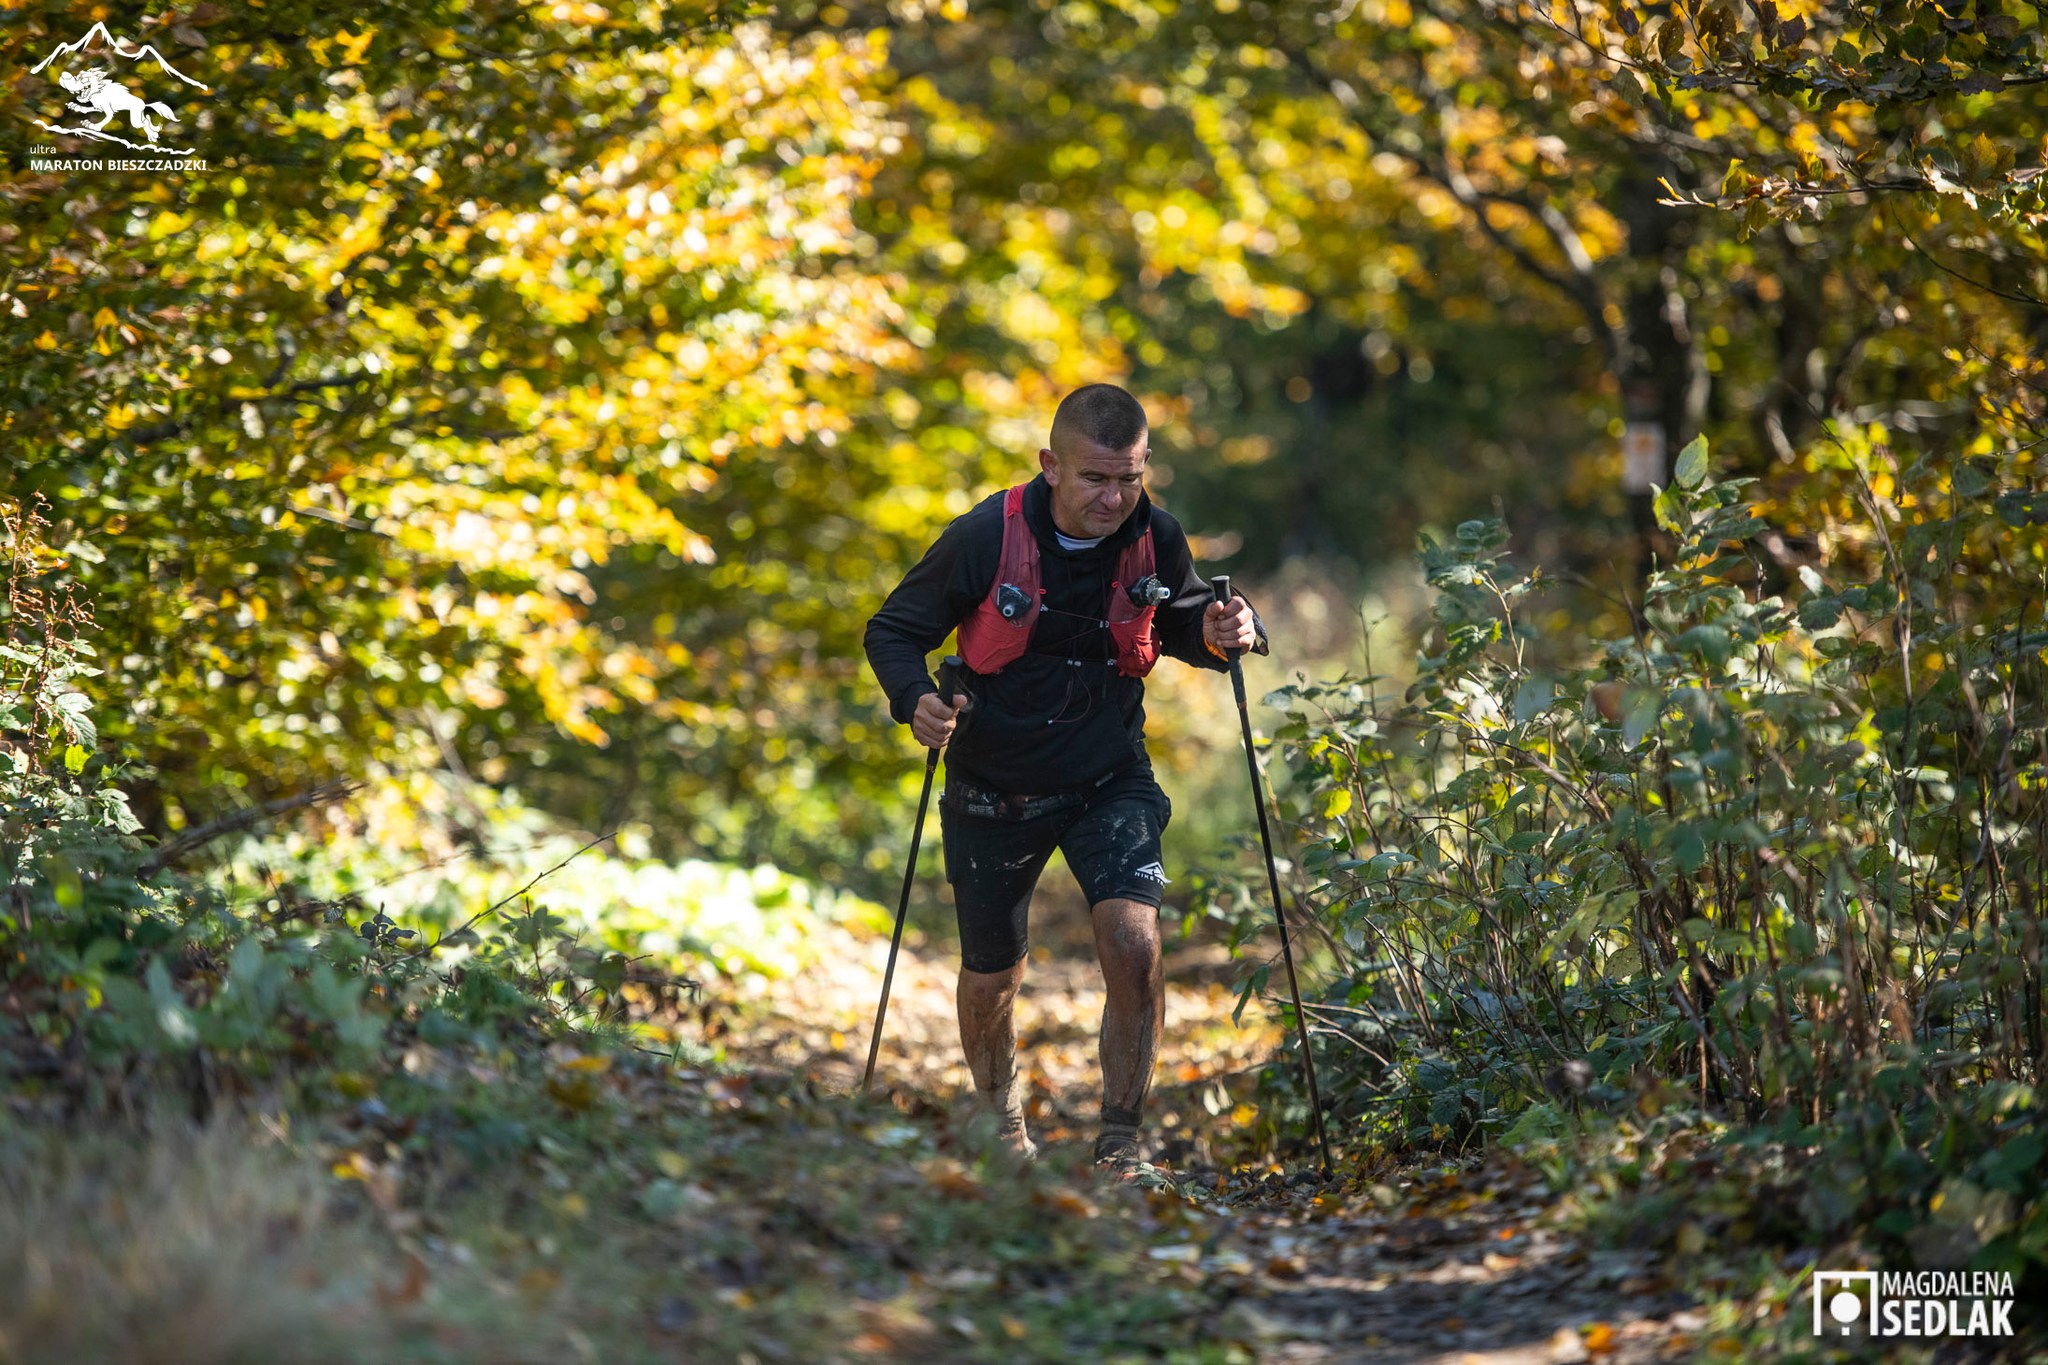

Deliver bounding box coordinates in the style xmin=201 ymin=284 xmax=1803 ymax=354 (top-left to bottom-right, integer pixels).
xmin=1512 ymin=676 xmax=1554 ymax=723
xmin=1429 ymin=1087 xmax=1468 ymax=1127
xmin=1798 ymin=596 xmax=1844 ymax=630
xmin=1652 ymin=484 xmax=1687 ymax=533
xmin=146 ymin=958 xmax=199 ymax=1048
xmin=63 ymin=743 xmax=88 ymax=774
xmin=1500 ymin=1100 xmax=1569 ymax=1148
xmin=1671 ymin=825 xmax=1708 ymax=873
xmin=1672 ymin=624 xmax=1733 ymax=671
xmin=1232 ymin=964 xmax=1270 ymax=1027
xmin=1366 ymin=849 xmax=1416 ymax=876
xmin=1995 ymin=491 xmax=2048 ymax=527
xmin=1673 ymin=435 xmax=1709 ymax=489
xmin=1978 ymin=1134 xmax=2042 ymax=1191
xmin=1622 ymin=688 xmax=1662 ymax=748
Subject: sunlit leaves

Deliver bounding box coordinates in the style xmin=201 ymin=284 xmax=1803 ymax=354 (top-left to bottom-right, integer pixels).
xmin=1 ymin=7 xmax=940 ymax=865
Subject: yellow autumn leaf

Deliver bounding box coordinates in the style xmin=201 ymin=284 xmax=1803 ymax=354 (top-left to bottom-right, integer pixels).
xmin=331 ymin=1152 xmax=375 ymax=1182
xmin=335 ymin=28 xmax=375 ymax=65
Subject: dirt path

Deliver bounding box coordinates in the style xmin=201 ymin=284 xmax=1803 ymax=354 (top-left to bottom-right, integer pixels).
xmin=717 ymin=884 xmax=1284 ymax=1173
xmin=1192 ymin=1159 xmax=1710 ymax=1364
xmin=709 ymin=892 xmax=1710 ymax=1363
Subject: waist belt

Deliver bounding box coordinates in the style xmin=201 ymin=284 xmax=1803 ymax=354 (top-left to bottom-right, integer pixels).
xmin=942 ymin=764 xmax=1124 ymax=821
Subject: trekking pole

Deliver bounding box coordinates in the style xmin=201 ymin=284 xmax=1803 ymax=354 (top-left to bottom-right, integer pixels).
xmin=1212 ymin=576 xmax=1334 ymax=1178
xmin=863 ymin=654 xmax=963 ymax=1093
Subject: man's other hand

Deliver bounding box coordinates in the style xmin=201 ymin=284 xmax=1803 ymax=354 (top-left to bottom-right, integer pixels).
xmin=911 ymin=691 xmax=970 ymax=749
xmin=1204 ymin=593 xmax=1257 ymax=655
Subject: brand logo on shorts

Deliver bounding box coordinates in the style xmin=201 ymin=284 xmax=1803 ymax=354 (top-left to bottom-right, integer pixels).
xmin=1133 ymin=861 xmax=1170 ymax=884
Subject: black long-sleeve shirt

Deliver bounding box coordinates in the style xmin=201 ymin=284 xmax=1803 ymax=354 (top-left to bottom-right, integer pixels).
xmin=862 ymin=473 xmax=1267 ymax=794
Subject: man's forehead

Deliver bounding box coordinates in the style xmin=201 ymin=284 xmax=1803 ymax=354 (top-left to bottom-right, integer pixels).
xmin=1062 ymin=437 xmax=1150 ymax=468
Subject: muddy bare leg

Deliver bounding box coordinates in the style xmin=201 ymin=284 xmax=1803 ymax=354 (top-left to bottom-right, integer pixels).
xmin=957 ymin=958 xmax=1033 ymax=1155
xmin=1092 ymin=898 xmax=1162 ymax=1159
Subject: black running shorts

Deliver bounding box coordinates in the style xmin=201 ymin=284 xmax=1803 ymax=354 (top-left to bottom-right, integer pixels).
xmin=938 ymin=759 xmax=1173 ymax=974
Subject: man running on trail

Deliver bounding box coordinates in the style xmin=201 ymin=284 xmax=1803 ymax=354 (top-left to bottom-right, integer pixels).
xmin=862 ymin=382 xmax=1267 ymax=1175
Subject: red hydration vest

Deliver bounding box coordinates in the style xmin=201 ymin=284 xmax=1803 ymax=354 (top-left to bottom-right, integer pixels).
xmin=956 ymin=483 xmax=1162 ymax=678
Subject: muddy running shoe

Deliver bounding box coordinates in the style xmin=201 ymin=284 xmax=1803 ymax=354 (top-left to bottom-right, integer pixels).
xmin=1092 ymin=1144 xmax=1185 ymax=1195
xmin=1092 ymin=1131 xmax=1148 ymax=1184
xmin=1093 ymin=1130 xmax=1139 ymax=1166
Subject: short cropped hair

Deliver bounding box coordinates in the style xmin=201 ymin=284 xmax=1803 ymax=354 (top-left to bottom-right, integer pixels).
xmin=1049 ymin=383 xmax=1148 ymax=458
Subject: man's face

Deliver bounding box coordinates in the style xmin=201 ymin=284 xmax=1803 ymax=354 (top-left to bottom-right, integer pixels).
xmin=1040 ymin=432 xmax=1148 ymax=539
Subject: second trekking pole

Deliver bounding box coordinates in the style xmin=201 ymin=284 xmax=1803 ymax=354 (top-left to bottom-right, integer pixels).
xmin=1211 ymin=576 xmax=1334 ymax=1178
xmin=862 ymin=654 xmax=963 ymax=1093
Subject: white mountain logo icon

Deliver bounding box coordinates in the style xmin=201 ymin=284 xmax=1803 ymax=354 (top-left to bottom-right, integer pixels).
xmin=30 ymin=22 xmax=210 ymax=155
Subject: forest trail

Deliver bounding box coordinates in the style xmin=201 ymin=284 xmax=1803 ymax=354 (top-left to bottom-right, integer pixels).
xmin=707 ymin=890 xmax=1712 ymax=1363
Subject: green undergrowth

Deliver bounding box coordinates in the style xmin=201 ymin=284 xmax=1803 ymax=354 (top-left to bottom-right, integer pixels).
xmin=0 ymin=1051 xmax=1255 ymax=1364
xmin=0 ymin=799 xmax=1254 ymax=1359
xmin=1205 ymin=436 xmax=2048 ymax=1352
xmin=216 ymin=783 xmax=893 ymax=991
xmin=3 ymin=793 xmax=1249 ymax=1363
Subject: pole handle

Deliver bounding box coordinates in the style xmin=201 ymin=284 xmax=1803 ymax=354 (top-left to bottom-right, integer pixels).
xmin=929 ymin=653 xmax=964 ymax=753
xmin=1210 ymin=576 xmax=1240 ymax=664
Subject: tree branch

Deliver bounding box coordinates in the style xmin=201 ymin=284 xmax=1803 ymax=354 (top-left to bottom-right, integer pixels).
xmin=139 ymin=778 xmax=363 ymax=877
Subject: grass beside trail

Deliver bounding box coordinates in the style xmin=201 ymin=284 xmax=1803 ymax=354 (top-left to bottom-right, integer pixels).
xmin=0 ymin=1039 xmax=1258 ymax=1365
xmin=0 ymin=874 xmax=1293 ymax=1365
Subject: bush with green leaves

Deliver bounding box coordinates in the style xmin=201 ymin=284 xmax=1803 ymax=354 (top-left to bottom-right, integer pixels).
xmin=1 ymin=500 xmax=870 ymax=1124
xmin=217 ymin=785 xmax=891 ymax=995
xmin=2 ymin=497 xmax=383 ymax=1101
xmin=1255 ymin=436 xmax=2048 ymax=1273
xmin=1 ymin=495 xmax=145 ymax=848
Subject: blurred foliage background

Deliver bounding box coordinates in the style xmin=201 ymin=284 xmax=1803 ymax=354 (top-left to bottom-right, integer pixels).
xmin=7 ymin=0 xmax=2041 ymax=905
xmin=4 ymin=0 xmax=2046 ymax=1115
